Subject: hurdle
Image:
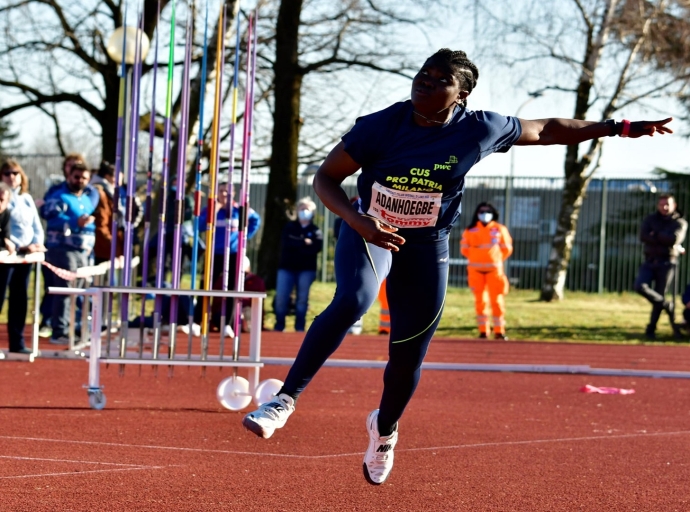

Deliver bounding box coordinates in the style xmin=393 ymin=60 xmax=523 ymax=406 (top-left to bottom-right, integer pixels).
xmin=48 ymin=285 xmax=278 ymax=411
xmin=0 ymin=250 xmax=43 ymax=361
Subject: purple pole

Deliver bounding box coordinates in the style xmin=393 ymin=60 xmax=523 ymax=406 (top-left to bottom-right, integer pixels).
xmin=168 ymin=7 xmax=194 ymax=357
xmin=188 ymin=0 xmax=211 ymax=351
xmin=106 ymin=3 xmax=129 ymax=357
xmin=119 ymin=11 xmax=145 ymax=357
xmin=138 ymin=0 xmax=161 ymax=352
xmin=218 ymin=12 xmax=243 ymax=358
xmin=152 ymin=0 xmax=177 ymax=356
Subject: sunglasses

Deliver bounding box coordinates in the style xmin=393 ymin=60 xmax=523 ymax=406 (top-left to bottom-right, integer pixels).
xmin=2 ymin=171 xmax=19 ymax=177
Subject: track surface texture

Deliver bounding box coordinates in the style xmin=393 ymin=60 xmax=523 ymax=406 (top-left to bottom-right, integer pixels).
xmin=1 ymin=332 xmax=689 ymax=511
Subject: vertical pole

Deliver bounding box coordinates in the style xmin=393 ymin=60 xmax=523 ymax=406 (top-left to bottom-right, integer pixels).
xmin=31 ymin=261 xmax=40 ymax=356
xmin=231 ymin=10 xmax=257 ymax=365
xmin=188 ymin=0 xmax=210 ymax=352
xmin=153 ymin=0 xmax=177 ymax=357
xmin=219 ymin=9 xmax=242 ymax=359
xmin=139 ymin=0 xmax=161 ymax=355
xmin=598 ymin=178 xmax=608 ymax=294
xmin=503 ymin=175 xmax=513 ymax=278
xmin=169 ymin=7 xmax=194 ymax=361
xmin=201 ymin=5 xmax=227 ymax=358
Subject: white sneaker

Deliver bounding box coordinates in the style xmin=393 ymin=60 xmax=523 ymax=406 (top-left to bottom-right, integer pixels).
xmin=179 ymin=323 xmax=201 ymax=337
xmin=363 ymin=409 xmax=398 ymax=485
xmin=242 ymin=393 xmax=295 ymax=439
xmin=224 ymin=324 xmax=234 ymax=338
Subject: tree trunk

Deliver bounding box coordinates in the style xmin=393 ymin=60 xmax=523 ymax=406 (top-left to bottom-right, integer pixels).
xmin=258 ymin=0 xmax=304 ymax=289
xmin=539 ymin=0 xmax=617 ymax=302
xmin=100 ymin=69 xmax=121 ymax=163
xmin=539 ymin=161 xmax=592 ymax=301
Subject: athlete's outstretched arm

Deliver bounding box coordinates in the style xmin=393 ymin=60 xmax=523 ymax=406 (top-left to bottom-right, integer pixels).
xmin=314 ymin=142 xmax=405 ymax=251
xmin=515 ymin=117 xmax=672 ymax=146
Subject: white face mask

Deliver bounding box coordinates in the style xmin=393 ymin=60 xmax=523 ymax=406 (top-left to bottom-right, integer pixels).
xmin=298 ymin=209 xmax=313 ymax=222
xmin=478 ymin=212 xmax=493 ymax=224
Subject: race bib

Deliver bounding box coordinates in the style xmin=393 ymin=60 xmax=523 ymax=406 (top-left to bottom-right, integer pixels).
xmin=367 ymin=182 xmax=442 ymax=228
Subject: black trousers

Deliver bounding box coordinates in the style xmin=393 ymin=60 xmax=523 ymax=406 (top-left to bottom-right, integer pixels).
xmin=0 ymin=263 xmax=33 ymax=351
xmin=634 ymin=260 xmax=675 ymax=329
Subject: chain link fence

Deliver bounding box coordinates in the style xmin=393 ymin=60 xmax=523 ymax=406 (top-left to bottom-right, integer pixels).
xmin=10 ymin=154 xmax=688 ymax=294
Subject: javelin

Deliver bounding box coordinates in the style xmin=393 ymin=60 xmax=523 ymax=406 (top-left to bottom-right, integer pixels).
xmin=119 ymin=9 xmax=145 ymax=361
xmin=231 ymin=9 xmax=257 ymax=364
xmin=200 ymin=3 xmax=228 ymax=359
xmin=168 ymin=0 xmax=194 ymax=361
xmin=138 ymin=0 xmax=161 ymax=355
xmin=152 ymin=0 xmax=177 ymax=358
xmin=218 ymin=8 xmax=242 ymax=359
xmin=188 ymin=0 xmax=210 ymax=353
xmin=105 ymin=2 xmax=129 ymax=358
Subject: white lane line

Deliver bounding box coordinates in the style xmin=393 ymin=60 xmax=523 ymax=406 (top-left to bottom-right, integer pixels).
xmin=1 ymin=430 xmax=689 ymax=460
xmin=0 ymin=455 xmax=146 ymax=466
xmin=0 ymin=466 xmax=168 ymax=480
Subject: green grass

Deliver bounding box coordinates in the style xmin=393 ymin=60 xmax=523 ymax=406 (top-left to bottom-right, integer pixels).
xmin=266 ymin=283 xmax=685 ymax=344
xmin=7 ymin=273 xmax=682 ymax=345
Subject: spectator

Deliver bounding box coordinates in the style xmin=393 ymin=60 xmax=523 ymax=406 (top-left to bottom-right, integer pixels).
xmin=273 ymin=197 xmax=323 ymax=332
xmin=0 ymin=161 xmax=45 ymax=354
xmin=634 ymin=194 xmax=687 ymax=340
xmin=91 ymin=161 xmax=142 ymax=265
xmin=36 ymin=153 xmax=87 ymax=338
xmin=40 ymin=163 xmax=98 ymax=345
xmin=461 ymin=202 xmax=513 ymax=340
xmin=198 ymin=181 xmax=261 ymax=333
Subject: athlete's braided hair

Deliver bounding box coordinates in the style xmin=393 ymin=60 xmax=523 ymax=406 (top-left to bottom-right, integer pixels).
xmin=429 ymin=48 xmax=479 ymax=108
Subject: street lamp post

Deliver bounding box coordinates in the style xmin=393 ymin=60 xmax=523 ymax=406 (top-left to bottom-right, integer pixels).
xmin=106 ymin=26 xmax=151 ymax=171
xmin=505 ymin=90 xmax=544 ymax=278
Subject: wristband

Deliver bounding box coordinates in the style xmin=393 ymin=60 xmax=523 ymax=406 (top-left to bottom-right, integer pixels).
xmin=620 ymin=119 xmax=631 ymax=138
xmin=603 ymin=119 xmax=617 ymax=137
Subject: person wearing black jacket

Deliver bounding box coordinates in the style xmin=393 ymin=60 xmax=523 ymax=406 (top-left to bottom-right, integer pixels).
xmin=273 ymin=197 xmax=323 ymax=332
xmin=634 ymin=194 xmax=687 ymax=339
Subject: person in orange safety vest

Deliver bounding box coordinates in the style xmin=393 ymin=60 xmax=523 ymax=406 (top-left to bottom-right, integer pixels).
xmin=460 ymin=202 xmax=513 ymax=340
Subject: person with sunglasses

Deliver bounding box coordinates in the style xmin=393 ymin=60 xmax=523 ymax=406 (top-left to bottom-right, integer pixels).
xmin=242 ymin=48 xmax=672 ymax=485
xmin=0 ymin=160 xmax=45 ymax=354
xmin=461 ymin=202 xmax=512 ymax=339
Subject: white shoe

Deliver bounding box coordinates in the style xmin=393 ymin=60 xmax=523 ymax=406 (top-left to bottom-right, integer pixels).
xmin=224 ymin=324 xmax=235 ymax=338
xmin=363 ymin=409 xmax=398 ymax=485
xmin=242 ymin=393 xmax=295 ymax=439
xmin=179 ymin=323 xmax=201 ymax=337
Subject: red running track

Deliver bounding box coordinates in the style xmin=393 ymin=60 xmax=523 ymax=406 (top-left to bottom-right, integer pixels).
xmin=0 ymin=331 xmax=689 ymax=511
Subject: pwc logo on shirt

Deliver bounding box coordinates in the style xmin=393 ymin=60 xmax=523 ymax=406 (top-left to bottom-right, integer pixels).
xmin=367 ymin=182 xmax=441 ymax=228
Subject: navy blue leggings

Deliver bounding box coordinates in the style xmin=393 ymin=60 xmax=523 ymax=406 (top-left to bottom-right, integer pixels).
xmin=282 ymin=222 xmax=449 ymax=433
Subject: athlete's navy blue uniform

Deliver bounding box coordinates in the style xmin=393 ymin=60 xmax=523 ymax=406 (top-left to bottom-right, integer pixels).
xmin=281 ymin=101 xmax=522 ymax=433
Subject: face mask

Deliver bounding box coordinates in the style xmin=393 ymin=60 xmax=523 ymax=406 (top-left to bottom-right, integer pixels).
xmin=478 ymin=212 xmax=493 ymax=224
xmin=298 ymin=210 xmax=313 ymax=222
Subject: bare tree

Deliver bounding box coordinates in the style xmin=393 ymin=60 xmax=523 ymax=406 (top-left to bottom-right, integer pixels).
xmin=471 ymin=0 xmax=690 ymax=301
xmin=0 ymin=0 xmax=181 ymax=162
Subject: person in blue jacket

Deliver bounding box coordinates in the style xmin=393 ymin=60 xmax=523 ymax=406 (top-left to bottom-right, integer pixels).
xmin=40 ymin=162 xmax=98 ymax=345
xmin=241 ymin=48 xmax=673 ymax=486
xmin=273 ymin=196 xmax=323 ymax=332
xmin=196 ymin=181 xmax=260 ymax=330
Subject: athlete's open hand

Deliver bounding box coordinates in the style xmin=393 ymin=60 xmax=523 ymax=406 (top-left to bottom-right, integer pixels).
xmin=628 ymin=118 xmax=673 ymax=138
xmin=350 ymin=215 xmax=406 ymax=251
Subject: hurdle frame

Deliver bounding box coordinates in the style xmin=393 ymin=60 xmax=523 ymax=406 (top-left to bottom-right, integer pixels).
xmin=49 ymin=285 xmax=266 ymax=409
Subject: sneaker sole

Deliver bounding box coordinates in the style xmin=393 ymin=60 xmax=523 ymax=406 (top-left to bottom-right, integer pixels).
xmin=362 ymin=463 xmax=388 ymax=485
xmin=242 ymin=416 xmax=273 ymax=439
